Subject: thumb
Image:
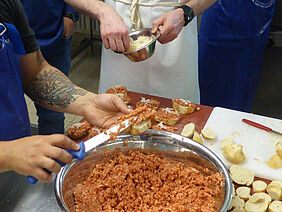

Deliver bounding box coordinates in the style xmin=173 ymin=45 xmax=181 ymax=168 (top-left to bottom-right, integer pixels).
xmin=112 ymin=95 xmax=131 ymax=114
xmin=152 ymin=16 xmax=165 ymax=33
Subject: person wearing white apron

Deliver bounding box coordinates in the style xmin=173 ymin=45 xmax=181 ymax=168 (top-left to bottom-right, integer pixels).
xmin=95 ymin=0 xmax=217 ymax=103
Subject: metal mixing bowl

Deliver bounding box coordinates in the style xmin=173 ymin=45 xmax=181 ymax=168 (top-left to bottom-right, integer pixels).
xmin=55 ymin=130 xmax=232 ymax=212
xmin=122 ymin=28 xmax=160 ymax=62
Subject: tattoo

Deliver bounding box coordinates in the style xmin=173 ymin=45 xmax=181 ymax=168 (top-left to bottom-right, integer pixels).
xmin=32 ymin=69 xmax=87 ymax=109
xmin=36 ymin=51 xmax=45 ymax=65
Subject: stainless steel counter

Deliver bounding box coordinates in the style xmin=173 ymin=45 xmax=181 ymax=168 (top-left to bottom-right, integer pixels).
xmin=0 ymin=171 xmax=60 ymax=212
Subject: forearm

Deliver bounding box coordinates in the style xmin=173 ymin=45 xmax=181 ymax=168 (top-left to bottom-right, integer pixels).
xmin=186 ymin=0 xmax=217 ymax=15
xmin=27 ymin=67 xmax=96 ymax=115
xmin=0 ymin=142 xmax=13 ymax=173
xmin=64 ymin=0 xmax=112 ymax=20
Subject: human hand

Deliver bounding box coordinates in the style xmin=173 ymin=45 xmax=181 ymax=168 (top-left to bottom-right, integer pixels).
xmin=5 ymin=135 xmax=80 ymax=182
xmin=99 ymin=6 xmax=130 ymax=52
xmin=152 ymin=9 xmax=185 ymax=44
xmin=63 ymin=16 xmax=76 ymax=38
xmin=80 ymin=93 xmax=131 ymax=128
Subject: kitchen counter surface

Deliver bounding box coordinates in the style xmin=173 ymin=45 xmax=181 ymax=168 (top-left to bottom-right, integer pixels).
xmin=0 ymin=91 xmax=274 ymax=211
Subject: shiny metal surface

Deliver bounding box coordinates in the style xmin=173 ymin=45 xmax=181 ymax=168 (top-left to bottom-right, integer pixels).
xmin=122 ymin=28 xmax=160 ymax=62
xmin=55 ymin=130 xmax=232 ymax=212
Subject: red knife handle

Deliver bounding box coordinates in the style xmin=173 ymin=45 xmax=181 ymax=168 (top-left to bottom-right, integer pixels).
xmin=242 ymin=119 xmax=272 ymax=132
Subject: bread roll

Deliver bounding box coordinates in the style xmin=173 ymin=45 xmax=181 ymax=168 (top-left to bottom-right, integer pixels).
xmin=245 ymin=193 xmax=271 ymax=212
xmin=266 ymin=182 xmax=282 ymax=201
xmin=267 ymin=154 xmax=282 ymax=169
xmin=193 ymin=131 xmax=203 ymax=144
xmin=220 ymin=137 xmax=234 ymax=150
xmin=276 ymin=142 xmax=282 ymax=159
xmin=181 ymin=123 xmax=195 ymax=138
xmin=228 ymin=195 xmax=245 ymax=211
xmin=230 ymin=165 xmax=255 ymax=186
xmin=236 ymin=186 xmax=251 ymax=201
xmin=223 ymin=144 xmax=246 ymax=164
xmin=131 ymin=119 xmax=151 ymax=135
xmin=201 ymin=127 xmax=217 ymax=140
xmin=269 ymin=200 xmax=282 ymax=212
xmin=172 ymin=98 xmax=196 ymax=114
xmin=252 ymin=180 xmax=267 ymax=193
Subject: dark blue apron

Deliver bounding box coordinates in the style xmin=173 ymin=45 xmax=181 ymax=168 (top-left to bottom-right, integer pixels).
xmin=199 ymin=0 xmax=276 ymax=112
xmin=0 ymin=23 xmax=31 ymax=140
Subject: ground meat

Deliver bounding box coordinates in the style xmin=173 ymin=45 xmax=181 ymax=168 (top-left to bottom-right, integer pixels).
xmin=67 ymin=120 xmax=92 ymax=139
xmin=155 ymin=108 xmax=181 ymax=123
xmin=74 ymin=149 xmax=225 ymax=212
xmin=173 ymin=98 xmax=197 ymax=108
xmin=152 ymin=122 xmax=178 ymax=133
xmin=106 ymin=86 xmax=131 ymax=104
xmin=88 ymin=127 xmax=105 ymax=139
xmin=136 ymin=97 xmax=160 ymax=111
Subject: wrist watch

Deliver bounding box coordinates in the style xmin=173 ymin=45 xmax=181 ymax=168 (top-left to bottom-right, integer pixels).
xmin=63 ymin=12 xmax=79 ymax=22
xmin=176 ymin=5 xmax=195 ymax=27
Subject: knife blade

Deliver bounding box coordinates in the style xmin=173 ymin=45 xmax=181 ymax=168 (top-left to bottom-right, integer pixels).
xmin=242 ymin=118 xmax=282 ymax=136
xmin=84 ymin=116 xmax=137 ymax=152
xmin=27 ymin=116 xmax=138 ymax=184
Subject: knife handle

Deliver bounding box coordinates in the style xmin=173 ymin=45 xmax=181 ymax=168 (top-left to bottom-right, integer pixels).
xmin=242 ymin=119 xmax=272 ymax=132
xmin=27 ymin=142 xmax=85 ymax=184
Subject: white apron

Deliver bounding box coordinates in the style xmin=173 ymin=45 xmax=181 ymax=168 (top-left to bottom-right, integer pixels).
xmin=99 ymin=0 xmax=200 ymax=103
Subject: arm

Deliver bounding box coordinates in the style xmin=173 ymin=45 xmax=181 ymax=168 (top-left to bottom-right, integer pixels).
xmin=152 ymin=0 xmax=217 ymax=44
xmin=63 ymin=3 xmax=79 ymax=38
xmin=64 ymin=0 xmax=130 ymax=52
xmin=20 ymin=51 xmax=130 ymax=128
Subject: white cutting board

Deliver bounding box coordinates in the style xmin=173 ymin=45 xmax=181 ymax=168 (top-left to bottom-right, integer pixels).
xmin=203 ymin=107 xmax=282 ymax=180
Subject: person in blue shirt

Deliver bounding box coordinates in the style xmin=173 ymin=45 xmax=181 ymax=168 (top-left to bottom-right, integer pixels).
xmin=199 ymin=0 xmax=276 ymax=112
xmin=20 ymin=0 xmax=80 ymax=135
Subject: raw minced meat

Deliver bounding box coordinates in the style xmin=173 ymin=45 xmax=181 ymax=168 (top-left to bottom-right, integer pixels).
xmin=74 ymin=149 xmax=225 ymax=212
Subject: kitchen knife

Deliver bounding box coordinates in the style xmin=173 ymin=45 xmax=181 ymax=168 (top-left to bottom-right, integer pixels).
xmin=242 ymin=118 xmax=282 ymax=136
xmin=27 ymin=116 xmax=137 ymax=184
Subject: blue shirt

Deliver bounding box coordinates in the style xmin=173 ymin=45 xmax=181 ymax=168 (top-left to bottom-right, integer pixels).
xmin=20 ymin=0 xmax=78 ymax=48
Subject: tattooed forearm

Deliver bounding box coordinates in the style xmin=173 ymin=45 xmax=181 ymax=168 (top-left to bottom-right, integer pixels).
xmin=36 ymin=50 xmax=45 ymax=65
xmin=32 ymin=69 xmax=87 ymax=109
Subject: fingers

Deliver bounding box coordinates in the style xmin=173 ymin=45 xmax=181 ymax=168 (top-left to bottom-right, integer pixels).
xmin=32 ymin=168 xmax=53 ymax=182
xmin=122 ymin=32 xmax=130 ymax=52
xmin=112 ymin=95 xmax=131 ymax=114
xmin=152 ymin=16 xmax=164 ymax=33
xmin=49 ymin=134 xmax=80 ymax=151
xmin=39 ymin=157 xmax=62 ymax=174
xmin=45 ymin=146 xmax=73 ymax=165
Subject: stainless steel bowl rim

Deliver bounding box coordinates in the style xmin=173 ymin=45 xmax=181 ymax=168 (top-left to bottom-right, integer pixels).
xmin=123 ymin=28 xmax=160 ymax=54
xmin=55 ymin=130 xmax=232 ymax=212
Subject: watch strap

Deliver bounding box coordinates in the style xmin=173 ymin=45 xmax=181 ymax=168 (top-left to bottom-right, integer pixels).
xmin=176 ymin=5 xmax=195 ymax=27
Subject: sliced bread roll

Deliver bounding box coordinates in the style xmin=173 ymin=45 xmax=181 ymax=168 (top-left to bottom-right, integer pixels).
xmin=220 ymin=137 xmax=234 ymax=150
xmin=269 ymin=201 xmax=282 ymax=212
xmin=230 ymin=165 xmax=255 ymax=186
xmin=201 ymin=127 xmax=217 ymax=140
xmin=131 ymin=119 xmax=151 ymax=135
xmin=172 ymin=98 xmax=196 ymax=114
xmin=266 ymin=182 xmax=282 ymax=201
xmin=222 ymin=144 xmax=246 ymax=164
xmin=154 ymin=108 xmax=181 ymax=125
xmin=228 ymin=195 xmax=245 ymax=211
xmin=245 ymin=193 xmax=271 ymax=212
xmin=267 ymin=154 xmax=282 ymax=169
xmin=181 ymin=123 xmax=195 ymax=138
xmin=252 ymin=180 xmax=267 ymax=193
xmin=276 ymin=142 xmax=282 ymax=159
xmin=193 ymin=131 xmax=203 ymax=144
xmin=236 ymin=186 xmax=251 ymax=201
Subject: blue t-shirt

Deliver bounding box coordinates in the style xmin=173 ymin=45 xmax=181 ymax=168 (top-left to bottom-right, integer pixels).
xmin=20 ymin=0 xmax=78 ymax=48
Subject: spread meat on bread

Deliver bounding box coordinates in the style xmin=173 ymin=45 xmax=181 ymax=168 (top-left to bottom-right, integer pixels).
xmin=136 ymin=97 xmax=160 ymax=111
xmin=106 ymin=85 xmax=131 ymax=104
xmin=172 ymin=98 xmax=198 ymax=114
xmin=154 ymin=107 xmax=181 ymax=125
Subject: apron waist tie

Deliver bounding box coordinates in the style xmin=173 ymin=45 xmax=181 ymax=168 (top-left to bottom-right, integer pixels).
xmin=112 ymin=0 xmax=189 ymax=30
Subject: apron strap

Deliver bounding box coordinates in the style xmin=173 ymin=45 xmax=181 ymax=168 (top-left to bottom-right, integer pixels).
xmin=113 ymin=0 xmax=189 ymax=31
xmin=4 ymin=23 xmax=26 ymax=55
